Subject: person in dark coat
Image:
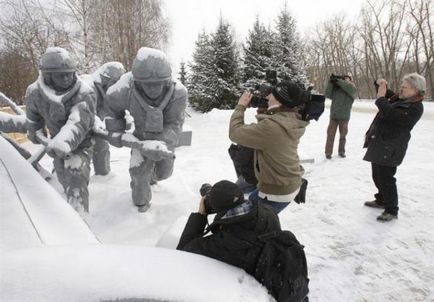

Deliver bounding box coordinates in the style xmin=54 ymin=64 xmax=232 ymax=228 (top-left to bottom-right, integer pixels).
xmin=363 ymin=73 xmax=425 ymax=221
xmin=177 ymin=180 xmax=281 ymax=276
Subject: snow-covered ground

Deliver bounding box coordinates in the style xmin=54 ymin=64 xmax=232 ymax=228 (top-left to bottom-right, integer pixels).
xmin=29 ymin=100 xmax=434 ymax=301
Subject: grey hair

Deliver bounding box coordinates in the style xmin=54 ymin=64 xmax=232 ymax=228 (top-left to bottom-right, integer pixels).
xmin=403 ymin=73 xmax=426 ymax=96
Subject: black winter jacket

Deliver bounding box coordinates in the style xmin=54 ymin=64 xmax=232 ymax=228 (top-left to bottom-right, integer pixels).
xmin=228 ymin=144 xmax=258 ymax=185
xmin=177 ymin=202 xmax=281 ymax=275
xmin=363 ymin=95 xmax=424 ymax=167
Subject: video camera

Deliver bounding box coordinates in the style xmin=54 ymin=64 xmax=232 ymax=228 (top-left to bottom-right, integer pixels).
xmin=247 ymin=69 xmax=325 ymax=121
xmin=250 ymin=69 xmax=277 ymax=109
xmin=298 ymin=92 xmax=326 ymax=122
xmin=330 ymin=74 xmax=347 ymax=81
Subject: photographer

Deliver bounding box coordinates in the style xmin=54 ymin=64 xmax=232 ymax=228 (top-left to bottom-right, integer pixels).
xmin=177 ymin=180 xmax=281 ymax=277
xmin=229 ymin=81 xmax=309 ymax=213
xmin=363 ymin=73 xmax=425 ymax=222
xmin=324 ymin=74 xmax=357 ymax=159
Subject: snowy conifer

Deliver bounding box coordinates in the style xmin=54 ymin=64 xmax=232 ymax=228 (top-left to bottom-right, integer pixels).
xmin=273 ymin=4 xmax=309 ymax=86
xmin=210 ymin=16 xmax=240 ymax=110
xmin=187 ymin=30 xmax=218 ymax=112
xmin=178 ymin=60 xmax=187 ymax=85
xmin=242 ymin=17 xmax=275 ymax=88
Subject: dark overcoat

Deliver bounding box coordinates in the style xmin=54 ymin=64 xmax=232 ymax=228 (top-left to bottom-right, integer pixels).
xmin=177 ymin=202 xmax=281 ymax=275
xmin=363 ymin=95 xmax=424 ymax=167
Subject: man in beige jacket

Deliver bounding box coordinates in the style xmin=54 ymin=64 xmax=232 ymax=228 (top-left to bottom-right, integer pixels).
xmin=229 ymin=81 xmax=309 ymax=213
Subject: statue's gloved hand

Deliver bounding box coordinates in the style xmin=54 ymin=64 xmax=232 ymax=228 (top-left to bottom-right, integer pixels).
xmin=47 ymin=139 xmax=71 ymax=159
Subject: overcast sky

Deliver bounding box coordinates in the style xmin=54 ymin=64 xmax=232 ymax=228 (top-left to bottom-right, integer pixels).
xmin=164 ymin=0 xmax=365 ymax=74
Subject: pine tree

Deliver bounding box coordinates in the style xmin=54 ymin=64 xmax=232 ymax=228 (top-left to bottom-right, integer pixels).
xmin=273 ymin=4 xmax=308 ymax=86
xmin=187 ymin=30 xmax=219 ymax=112
xmin=242 ymin=16 xmax=275 ymax=88
xmin=178 ymin=60 xmax=187 ymax=85
xmin=210 ymin=16 xmax=240 ymax=109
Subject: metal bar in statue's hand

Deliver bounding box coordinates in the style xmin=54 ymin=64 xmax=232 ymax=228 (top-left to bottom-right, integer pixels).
xmin=92 ymin=124 xmax=174 ymax=161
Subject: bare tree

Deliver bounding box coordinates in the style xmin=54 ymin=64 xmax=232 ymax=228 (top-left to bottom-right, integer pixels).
xmin=59 ymin=0 xmax=97 ymax=72
xmin=99 ymin=0 xmax=170 ymax=70
xmin=0 ymin=0 xmax=71 ymax=102
xmin=407 ymin=0 xmax=434 ymax=97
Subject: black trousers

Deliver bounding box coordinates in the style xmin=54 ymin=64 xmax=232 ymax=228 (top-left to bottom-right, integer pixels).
xmin=371 ymin=163 xmax=398 ymax=215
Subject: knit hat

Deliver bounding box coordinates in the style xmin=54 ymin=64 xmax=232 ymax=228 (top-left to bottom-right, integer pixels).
xmin=271 ymin=81 xmax=309 ymax=108
xmin=209 ymin=180 xmax=244 ymax=213
xmin=403 ymin=73 xmax=426 ymax=96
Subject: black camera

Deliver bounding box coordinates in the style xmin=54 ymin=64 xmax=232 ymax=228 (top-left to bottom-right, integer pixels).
xmin=250 ymin=83 xmax=273 ymax=108
xmin=200 ymin=183 xmax=215 ymax=214
xmin=299 ymin=93 xmax=326 ymax=121
xmin=248 ymin=69 xmax=278 ymax=108
xmin=330 ymin=74 xmax=346 ymax=81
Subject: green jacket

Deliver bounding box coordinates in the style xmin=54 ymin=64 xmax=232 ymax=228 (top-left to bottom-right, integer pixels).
xmin=325 ymin=79 xmax=357 ymax=120
xmin=229 ymin=105 xmax=309 ymax=195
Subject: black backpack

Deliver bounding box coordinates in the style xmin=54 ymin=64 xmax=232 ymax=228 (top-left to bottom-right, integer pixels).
xmin=245 ymin=230 xmax=309 ymax=302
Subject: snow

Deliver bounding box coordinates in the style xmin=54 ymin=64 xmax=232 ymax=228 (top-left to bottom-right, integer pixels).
xmin=45 ymin=47 xmax=71 ymax=59
xmin=86 ymin=62 xmax=126 ymax=84
xmin=136 ymin=47 xmax=166 ymax=61
xmin=0 ymin=135 xmax=98 ymax=250
xmin=1 ymin=245 xmax=272 ymax=302
xmin=37 ymin=72 xmax=69 ymax=104
xmin=3 ymin=100 xmax=434 ymax=301
xmin=106 ymin=72 xmax=133 ymax=94
xmin=0 ymin=112 xmax=26 ymax=129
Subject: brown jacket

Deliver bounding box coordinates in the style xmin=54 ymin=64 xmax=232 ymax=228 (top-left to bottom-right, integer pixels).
xmin=229 ymin=105 xmax=308 ymax=195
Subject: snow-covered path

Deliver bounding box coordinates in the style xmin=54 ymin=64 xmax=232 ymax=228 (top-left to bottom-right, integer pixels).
xmin=33 ymin=101 xmax=434 ymax=301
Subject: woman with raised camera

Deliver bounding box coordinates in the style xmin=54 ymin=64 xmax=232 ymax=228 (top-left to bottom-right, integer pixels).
xmin=363 ymin=73 xmax=425 ymax=222
xmin=229 ymin=81 xmax=309 ymax=213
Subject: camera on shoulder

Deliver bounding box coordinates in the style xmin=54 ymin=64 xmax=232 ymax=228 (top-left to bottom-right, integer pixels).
xmin=245 ymin=69 xmax=325 ymax=121
xmin=330 ymin=73 xmax=346 ymax=81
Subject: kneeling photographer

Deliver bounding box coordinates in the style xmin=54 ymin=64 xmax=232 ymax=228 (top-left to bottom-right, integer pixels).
xmin=177 ymin=180 xmax=281 ymax=279
xmin=229 ymin=81 xmax=318 ymax=213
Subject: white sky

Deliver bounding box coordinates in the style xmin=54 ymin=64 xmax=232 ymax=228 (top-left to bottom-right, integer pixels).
xmin=164 ymin=0 xmax=365 ymax=74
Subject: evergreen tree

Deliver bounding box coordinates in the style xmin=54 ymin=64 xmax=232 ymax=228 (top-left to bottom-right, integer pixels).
xmin=242 ymin=17 xmax=275 ymax=87
xmin=178 ymin=60 xmax=187 ymax=85
xmin=273 ymin=3 xmax=308 ymax=86
xmin=210 ymin=16 xmax=240 ymax=109
xmin=187 ymin=30 xmax=219 ymax=112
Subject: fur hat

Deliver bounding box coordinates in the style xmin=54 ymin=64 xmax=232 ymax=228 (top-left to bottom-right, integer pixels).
xmin=271 ymin=81 xmax=309 ymax=108
xmin=403 ymin=73 xmax=426 ymax=96
xmin=209 ymin=180 xmax=244 ymax=213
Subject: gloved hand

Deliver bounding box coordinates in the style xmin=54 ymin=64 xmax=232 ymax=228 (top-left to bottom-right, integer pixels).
xmin=46 ymin=139 xmax=71 ymax=159
xmin=133 ymin=139 xmax=174 ymax=162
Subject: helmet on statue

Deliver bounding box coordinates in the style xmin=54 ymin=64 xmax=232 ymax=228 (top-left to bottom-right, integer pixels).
xmin=132 ymin=47 xmax=172 ymax=83
xmin=39 ymin=47 xmax=76 ymax=73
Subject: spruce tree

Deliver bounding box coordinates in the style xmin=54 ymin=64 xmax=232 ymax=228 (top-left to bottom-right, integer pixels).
xmin=273 ymin=4 xmax=308 ymax=86
xmin=187 ymin=30 xmax=218 ymax=112
xmin=210 ymin=16 xmax=241 ymax=109
xmin=242 ymin=17 xmax=275 ymax=88
xmin=178 ymin=60 xmax=187 ymax=85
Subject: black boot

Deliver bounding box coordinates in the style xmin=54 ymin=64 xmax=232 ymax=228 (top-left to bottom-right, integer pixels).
xmin=364 ymin=200 xmax=385 ymax=209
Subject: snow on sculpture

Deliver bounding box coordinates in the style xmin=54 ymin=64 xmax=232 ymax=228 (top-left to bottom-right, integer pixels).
xmin=104 ymin=47 xmax=187 ymax=212
xmin=81 ymin=62 xmax=125 ymax=175
xmin=25 ymin=47 xmax=96 ymax=214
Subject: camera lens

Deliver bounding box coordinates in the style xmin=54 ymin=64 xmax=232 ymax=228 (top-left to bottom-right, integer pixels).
xmin=200 ymin=183 xmax=212 ymax=197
